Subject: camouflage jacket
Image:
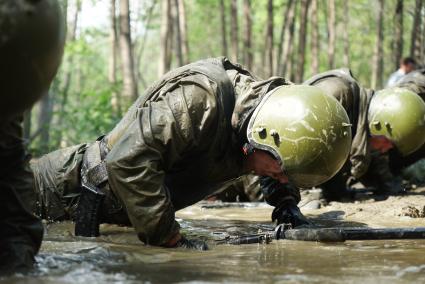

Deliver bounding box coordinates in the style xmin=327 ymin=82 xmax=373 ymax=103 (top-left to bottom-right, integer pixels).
xmin=394 ymin=68 xmax=425 ymax=100
xmin=304 ymin=68 xmax=373 ymax=179
xmin=32 ymin=57 xmax=289 ymax=245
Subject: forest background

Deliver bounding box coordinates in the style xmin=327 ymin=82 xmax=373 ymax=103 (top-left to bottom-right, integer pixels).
xmin=27 ymin=0 xmax=425 ymax=157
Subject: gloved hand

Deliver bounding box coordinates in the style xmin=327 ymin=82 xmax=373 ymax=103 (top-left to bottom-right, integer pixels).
xmin=272 ymin=199 xmax=312 ymax=228
xmin=0 ymin=243 xmax=35 ymax=275
xmin=175 ymin=236 xmax=209 ymax=251
xmin=259 ymin=176 xmax=301 ymax=207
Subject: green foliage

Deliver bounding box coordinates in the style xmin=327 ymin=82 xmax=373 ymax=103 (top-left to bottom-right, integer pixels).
xmin=30 ymin=0 xmax=423 ymax=156
xmin=53 ymin=88 xmax=120 ymax=146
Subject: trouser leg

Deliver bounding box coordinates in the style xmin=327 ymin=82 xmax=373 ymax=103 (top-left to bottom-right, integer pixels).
xmin=320 ymin=170 xmax=350 ymax=201
xmin=0 ymin=117 xmax=43 ymax=274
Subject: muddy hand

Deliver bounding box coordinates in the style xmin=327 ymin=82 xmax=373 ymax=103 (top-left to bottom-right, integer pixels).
xmin=272 ymin=200 xmax=313 ymax=228
xmin=176 ymin=237 xmax=209 ymax=251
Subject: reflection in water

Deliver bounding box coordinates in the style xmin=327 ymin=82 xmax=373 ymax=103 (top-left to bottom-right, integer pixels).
xmin=1 ymin=202 xmax=425 ymax=283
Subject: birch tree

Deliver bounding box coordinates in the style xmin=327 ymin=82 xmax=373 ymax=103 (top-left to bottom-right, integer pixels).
xmin=243 ymin=0 xmax=253 ymax=69
xmin=327 ymin=0 xmax=336 ymax=69
xmin=230 ymin=0 xmax=239 ymax=61
xmin=310 ymin=0 xmax=319 ymax=74
xmin=394 ymin=0 xmax=403 ymax=69
xmin=119 ymin=0 xmax=138 ymax=105
xmin=159 ymin=0 xmax=172 ymax=76
xmin=220 ymin=0 xmax=228 ymax=56
xmin=295 ymin=0 xmax=310 ymax=82
xmin=371 ymin=0 xmax=384 ymax=89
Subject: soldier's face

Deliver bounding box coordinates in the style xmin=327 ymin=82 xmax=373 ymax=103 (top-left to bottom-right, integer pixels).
xmin=245 ymin=150 xmax=288 ymax=183
xmin=369 ymin=135 xmax=394 ymax=153
xmin=401 ymin=63 xmax=415 ymax=74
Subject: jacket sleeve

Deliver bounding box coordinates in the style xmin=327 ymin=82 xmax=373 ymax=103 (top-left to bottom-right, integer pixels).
xmin=350 ymin=88 xmax=372 ymax=179
xmin=105 ymin=79 xmax=218 ymax=246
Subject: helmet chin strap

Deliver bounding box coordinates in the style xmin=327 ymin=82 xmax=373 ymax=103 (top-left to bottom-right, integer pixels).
xmin=242 ymin=143 xmax=256 ymax=156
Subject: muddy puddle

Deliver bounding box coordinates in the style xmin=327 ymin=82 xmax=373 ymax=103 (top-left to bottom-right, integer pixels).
xmin=2 ymin=201 xmax=425 ymax=283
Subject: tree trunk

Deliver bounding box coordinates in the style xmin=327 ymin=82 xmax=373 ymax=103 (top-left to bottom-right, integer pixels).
xmin=265 ymin=0 xmax=274 ymax=77
xmin=371 ymin=0 xmax=384 ymax=89
xmin=109 ymin=0 xmax=117 ymax=86
xmin=178 ymin=0 xmax=189 ymax=64
xmin=280 ymin=1 xmax=298 ymax=77
xmin=135 ymin=3 xmax=156 ymax=89
xmin=276 ymin=0 xmax=295 ymax=74
xmin=173 ymin=0 xmax=183 ymax=66
xmin=295 ymin=0 xmax=310 ymax=82
xmin=54 ymin=0 xmax=80 ymax=147
xmin=423 ymin=8 xmax=425 ymax=65
xmin=37 ymin=92 xmax=52 ymax=153
xmin=119 ymin=0 xmax=138 ymax=106
xmin=219 ymin=0 xmax=228 ymax=57
xmin=410 ymin=0 xmax=423 ymax=60
xmin=394 ymin=0 xmax=403 ymax=69
xmin=109 ymin=0 xmax=120 ymax=115
xmin=327 ymin=0 xmax=336 ymax=69
xmin=60 ymin=0 xmax=80 ymax=108
xmin=159 ymin=0 xmax=172 ymax=76
xmin=310 ymin=0 xmax=319 ymax=74
xmin=342 ymin=0 xmax=350 ymax=67
xmin=230 ymin=0 xmax=239 ymax=61
xmin=243 ymin=0 xmax=253 ymax=69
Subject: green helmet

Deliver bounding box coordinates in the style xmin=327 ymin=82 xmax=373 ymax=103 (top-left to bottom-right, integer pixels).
xmin=247 ymin=85 xmax=352 ymax=188
xmin=0 ymin=0 xmax=65 ymax=121
xmin=368 ymin=87 xmax=425 ymax=156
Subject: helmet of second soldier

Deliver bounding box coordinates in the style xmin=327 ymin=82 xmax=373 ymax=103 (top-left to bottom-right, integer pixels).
xmin=0 ymin=0 xmax=65 ymax=121
xmin=247 ymin=85 xmax=352 ymax=188
xmin=368 ymin=87 xmax=425 ymax=156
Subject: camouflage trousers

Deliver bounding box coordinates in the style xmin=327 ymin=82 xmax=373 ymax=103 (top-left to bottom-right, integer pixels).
xmin=31 ymin=144 xmax=131 ymax=226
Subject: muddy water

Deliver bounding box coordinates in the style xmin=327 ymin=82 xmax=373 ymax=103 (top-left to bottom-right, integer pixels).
xmin=2 ymin=202 xmax=425 ymax=283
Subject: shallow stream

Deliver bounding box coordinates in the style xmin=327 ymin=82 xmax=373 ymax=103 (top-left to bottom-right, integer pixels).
xmin=2 ymin=202 xmax=425 ymax=283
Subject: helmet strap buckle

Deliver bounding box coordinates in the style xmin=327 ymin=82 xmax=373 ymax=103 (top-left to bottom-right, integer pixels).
xmin=242 ymin=143 xmax=256 ymax=156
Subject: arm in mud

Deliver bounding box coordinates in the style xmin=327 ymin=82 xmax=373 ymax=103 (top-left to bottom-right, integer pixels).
xmin=105 ymin=81 xmax=217 ymax=246
xmin=260 ymin=177 xmax=310 ymax=227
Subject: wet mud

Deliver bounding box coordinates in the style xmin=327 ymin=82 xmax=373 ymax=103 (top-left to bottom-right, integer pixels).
xmin=2 ymin=189 xmax=425 ymax=283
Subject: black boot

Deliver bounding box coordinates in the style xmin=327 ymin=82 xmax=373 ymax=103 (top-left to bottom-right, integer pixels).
xmin=321 ymin=186 xmax=356 ymax=202
xmin=0 ymin=243 xmax=35 ymax=275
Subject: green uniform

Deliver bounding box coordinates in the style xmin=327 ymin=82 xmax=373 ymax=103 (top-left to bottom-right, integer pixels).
xmin=0 ymin=0 xmax=65 ymax=272
xmin=216 ymin=70 xmax=366 ymax=203
xmin=231 ymin=69 xmax=369 ymax=204
xmin=389 ymin=69 xmax=425 ymax=173
xmin=32 ymin=57 xmax=290 ymax=246
xmin=304 ymin=69 xmax=398 ymax=197
xmin=210 ymin=175 xmax=264 ymax=202
xmin=211 ymin=174 xmax=301 ymax=205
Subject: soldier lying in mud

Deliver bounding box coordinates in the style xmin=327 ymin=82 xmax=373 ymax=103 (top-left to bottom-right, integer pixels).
xmin=216 ymin=68 xmax=425 ymax=207
xmin=389 ymin=68 xmax=425 ymax=174
xmin=304 ymin=69 xmax=425 ymax=200
xmin=31 ymin=57 xmax=352 ymax=250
